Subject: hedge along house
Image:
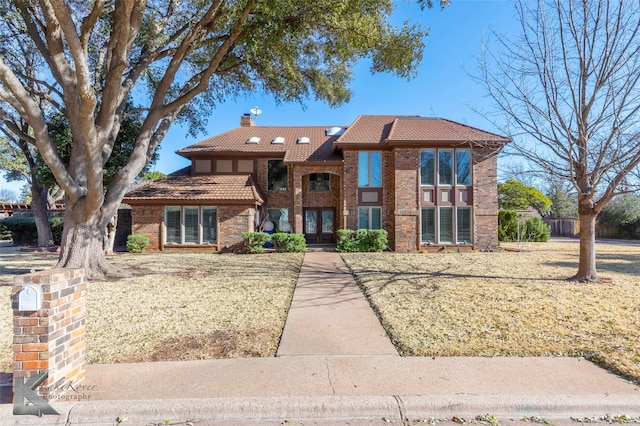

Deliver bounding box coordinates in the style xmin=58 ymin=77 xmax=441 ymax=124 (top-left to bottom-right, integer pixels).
xmin=123 ymin=114 xmax=510 ymax=252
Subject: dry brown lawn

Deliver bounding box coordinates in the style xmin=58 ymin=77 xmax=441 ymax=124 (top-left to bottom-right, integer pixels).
xmin=2 ymin=241 xmax=640 ymax=385
xmin=341 ymin=241 xmax=640 ymax=383
xmin=0 ymin=247 xmax=303 ymax=371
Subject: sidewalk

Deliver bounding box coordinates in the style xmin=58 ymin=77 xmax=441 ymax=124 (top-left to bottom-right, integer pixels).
xmin=2 ymin=252 xmax=639 ymax=425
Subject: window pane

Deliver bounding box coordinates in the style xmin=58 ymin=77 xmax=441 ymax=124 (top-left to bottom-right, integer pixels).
xmin=165 ymin=207 xmax=181 ymax=244
xmin=371 ymin=207 xmax=382 ymax=229
xmin=456 ymin=149 xmax=471 ymax=185
xmin=358 ymin=152 xmax=369 ymax=187
xmin=371 ymin=152 xmax=382 ymax=187
xmin=267 ymin=208 xmax=289 ymax=231
xmin=322 ymin=210 xmax=334 ymax=233
xmin=305 ymin=210 xmax=317 ymax=234
xmin=358 ymin=207 xmax=369 ymax=229
xmin=310 ymin=173 xmax=330 ymax=191
xmin=439 ymin=150 xmax=453 ymax=185
xmin=421 ymin=208 xmax=435 ymax=243
xmin=202 ymin=207 xmax=217 ymax=244
xmin=420 ymin=150 xmax=435 ymax=185
xmin=439 ymin=207 xmax=453 ymax=243
xmin=268 ymin=160 xmax=288 ymax=191
xmin=184 ymin=207 xmax=199 ymax=243
xmin=457 ymin=207 xmax=472 ymax=243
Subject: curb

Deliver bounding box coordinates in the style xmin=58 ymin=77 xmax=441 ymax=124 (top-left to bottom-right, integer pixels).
xmin=3 ymin=394 xmax=640 ymax=425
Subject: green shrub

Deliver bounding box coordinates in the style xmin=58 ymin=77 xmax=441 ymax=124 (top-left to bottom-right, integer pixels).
xmin=0 ymin=216 xmax=65 ymax=245
xmin=126 ymin=234 xmax=150 ymax=253
xmin=271 ymin=233 xmax=306 ymax=252
xmin=498 ymin=210 xmax=520 ymax=242
xmin=522 ymin=216 xmax=551 ymax=242
xmin=499 ymin=210 xmax=550 ymax=242
xmin=336 ymin=229 xmax=388 ymax=252
xmin=242 ymin=232 xmax=271 ymax=253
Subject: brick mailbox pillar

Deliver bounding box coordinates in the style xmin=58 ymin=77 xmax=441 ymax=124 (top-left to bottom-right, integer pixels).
xmin=12 ymin=268 xmax=87 ymax=399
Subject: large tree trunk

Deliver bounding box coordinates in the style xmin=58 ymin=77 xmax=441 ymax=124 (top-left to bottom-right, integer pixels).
xmin=572 ymin=212 xmax=598 ymax=282
xmin=56 ymin=199 xmax=129 ymax=280
xmin=30 ymin=180 xmax=54 ymax=247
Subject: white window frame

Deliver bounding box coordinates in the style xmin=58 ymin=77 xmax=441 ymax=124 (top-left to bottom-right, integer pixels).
xmin=420 ymin=148 xmax=473 ymax=187
xmin=420 ymin=206 xmax=473 ymax=245
xmin=164 ymin=206 xmax=218 ymax=245
xmin=358 ymin=206 xmax=382 ymax=230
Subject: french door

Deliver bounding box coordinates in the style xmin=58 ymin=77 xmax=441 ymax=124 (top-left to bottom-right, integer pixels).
xmin=303 ymin=208 xmax=335 ymax=244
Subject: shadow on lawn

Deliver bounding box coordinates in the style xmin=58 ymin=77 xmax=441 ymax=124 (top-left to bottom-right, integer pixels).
xmin=544 ymin=252 xmax=640 ymax=277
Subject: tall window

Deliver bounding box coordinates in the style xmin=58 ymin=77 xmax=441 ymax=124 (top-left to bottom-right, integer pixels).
xmin=421 ymin=149 xmax=472 ymax=186
xmin=420 ymin=149 xmax=435 ymax=185
xmin=439 ymin=207 xmax=453 ymax=243
xmin=165 ymin=207 xmax=181 ymax=244
xmin=457 ymin=207 xmax=472 ymax=243
xmin=358 ymin=151 xmax=382 ymax=187
xmin=358 ymin=206 xmax=382 ymax=229
xmin=421 ymin=207 xmax=435 ymax=243
xmin=456 ymin=149 xmax=471 ymax=185
xmin=164 ymin=206 xmax=217 ymax=244
xmin=438 ymin=150 xmax=453 ymax=185
xmin=268 ymin=160 xmax=288 ymax=191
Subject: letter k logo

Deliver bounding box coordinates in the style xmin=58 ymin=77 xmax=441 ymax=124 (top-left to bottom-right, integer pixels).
xmin=13 ymin=372 xmax=59 ymax=416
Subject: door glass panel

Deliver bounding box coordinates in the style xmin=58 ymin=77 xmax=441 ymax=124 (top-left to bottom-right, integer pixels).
xmin=322 ymin=211 xmax=333 ymax=233
xmin=305 ymin=210 xmax=317 ymax=234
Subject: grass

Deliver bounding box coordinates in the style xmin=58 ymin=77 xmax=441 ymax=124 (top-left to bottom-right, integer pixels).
xmin=0 ymin=247 xmax=303 ymax=370
xmin=341 ymin=241 xmax=640 ymax=383
xmin=1 ymin=240 xmax=639 ymax=385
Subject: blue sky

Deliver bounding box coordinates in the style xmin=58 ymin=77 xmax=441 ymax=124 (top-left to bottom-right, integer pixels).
xmin=1 ymin=0 xmax=520 ymax=196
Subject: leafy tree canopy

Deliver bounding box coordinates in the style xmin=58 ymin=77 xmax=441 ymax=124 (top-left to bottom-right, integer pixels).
xmin=498 ymin=178 xmax=552 ymax=215
xmin=0 ymin=0 xmax=445 ymax=278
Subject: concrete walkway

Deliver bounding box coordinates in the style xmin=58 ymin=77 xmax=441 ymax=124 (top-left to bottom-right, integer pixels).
xmin=2 ymin=251 xmax=639 ymax=425
xmin=277 ymin=251 xmax=397 ymax=356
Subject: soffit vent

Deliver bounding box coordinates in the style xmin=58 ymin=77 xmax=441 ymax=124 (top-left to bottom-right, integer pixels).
xmin=271 ymin=136 xmax=285 ymax=144
xmin=246 ymin=136 xmax=261 ymax=144
xmin=325 ymin=127 xmax=345 ymax=136
xmin=297 ymin=136 xmax=310 ymax=144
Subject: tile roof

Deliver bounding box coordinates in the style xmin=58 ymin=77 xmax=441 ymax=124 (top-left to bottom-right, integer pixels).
xmin=177 ymin=126 xmax=344 ymax=163
xmin=123 ymin=169 xmax=264 ymax=204
xmin=335 ymin=115 xmax=511 ymax=145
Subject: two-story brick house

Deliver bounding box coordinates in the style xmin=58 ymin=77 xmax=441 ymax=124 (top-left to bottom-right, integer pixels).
xmin=123 ymin=114 xmax=510 ymax=252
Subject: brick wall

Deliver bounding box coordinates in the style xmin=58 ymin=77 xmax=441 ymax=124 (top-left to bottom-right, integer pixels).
xmin=392 ymin=148 xmax=420 ymax=252
xmin=218 ymin=205 xmax=256 ymax=250
xmin=342 ymin=151 xmax=359 ymax=230
xmin=473 ymin=147 xmax=500 ymax=251
xmin=13 ymin=269 xmax=86 ymax=399
xmin=131 ymin=205 xmax=163 ymax=250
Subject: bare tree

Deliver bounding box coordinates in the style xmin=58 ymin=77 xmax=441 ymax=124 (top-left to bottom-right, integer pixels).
xmin=0 ymin=0 xmax=443 ymax=279
xmin=480 ymin=0 xmax=640 ymax=281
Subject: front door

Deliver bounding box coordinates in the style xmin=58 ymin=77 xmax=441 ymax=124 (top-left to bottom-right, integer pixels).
xmin=304 ymin=208 xmax=335 ymax=244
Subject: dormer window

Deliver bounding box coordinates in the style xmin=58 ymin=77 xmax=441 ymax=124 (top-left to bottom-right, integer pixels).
xmin=325 ymin=127 xmax=345 ymax=136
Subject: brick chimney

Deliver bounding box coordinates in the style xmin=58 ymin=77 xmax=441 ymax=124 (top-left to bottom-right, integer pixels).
xmin=240 ymin=113 xmax=255 ymax=127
